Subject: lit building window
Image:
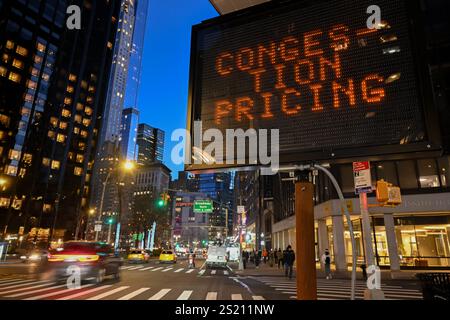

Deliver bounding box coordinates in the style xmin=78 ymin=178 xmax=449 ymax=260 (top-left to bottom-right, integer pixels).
xmin=24 ymin=94 xmax=34 ymax=103
xmin=22 ymin=153 xmax=32 ymax=164
xmin=42 ymin=158 xmax=51 ymax=167
xmin=62 ymin=109 xmax=71 ymax=117
xmin=74 ymin=167 xmax=83 ymax=176
xmin=47 ymin=130 xmax=56 ymax=139
xmin=9 ymin=149 xmax=21 ymax=160
xmin=74 ymin=127 xmax=80 ymax=134
xmin=84 ymin=107 xmax=93 ymax=116
xmin=57 ymin=134 xmax=66 ymax=143
xmin=0 ymin=198 xmax=11 ymax=208
xmin=42 ymin=73 xmax=50 ymax=82
xmin=66 ymin=86 xmax=74 ymax=93
xmin=31 ymin=68 xmax=39 ymax=76
xmin=50 ymin=117 xmax=58 ymax=127
xmin=74 ymin=115 xmax=82 ymax=123
xmin=69 ymin=74 xmax=77 ymax=82
xmin=82 ymin=118 xmax=91 ymax=127
xmin=12 ymin=59 xmax=24 ymax=69
xmin=0 ymin=66 xmax=7 ymax=77
xmin=27 ymin=80 xmax=37 ymax=90
xmin=59 ymin=122 xmax=68 ymax=130
xmin=1 ymin=114 xmax=11 ymax=126
xmin=6 ymin=165 xmax=18 ymax=176
xmin=80 ymin=130 xmax=88 ymax=138
xmin=16 ymin=46 xmax=28 ymax=56
xmin=6 ymin=40 xmax=15 ymax=49
xmin=64 ymin=97 xmax=72 ymax=105
xmin=51 ymin=160 xmax=60 ymax=170
xmin=36 ymin=42 xmax=46 ymax=53
xmin=34 ymin=55 xmax=43 ymax=64
xmin=76 ymin=103 xmax=84 ymax=111
xmin=8 ymin=72 xmax=21 ymax=83
xmin=76 ymin=154 xmax=84 ymax=163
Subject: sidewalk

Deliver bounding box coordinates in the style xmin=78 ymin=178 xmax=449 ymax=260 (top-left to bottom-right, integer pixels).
xmin=233 ymin=261 xmax=446 ymax=281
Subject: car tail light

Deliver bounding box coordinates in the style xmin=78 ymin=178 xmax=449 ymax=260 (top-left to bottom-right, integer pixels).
xmin=47 ymin=254 xmax=99 ymax=262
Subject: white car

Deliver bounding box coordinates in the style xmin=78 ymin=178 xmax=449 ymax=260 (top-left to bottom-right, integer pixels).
xmin=206 ymin=246 xmax=228 ymax=268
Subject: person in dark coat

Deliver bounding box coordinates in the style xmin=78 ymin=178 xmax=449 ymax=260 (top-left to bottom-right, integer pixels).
xmin=283 ymin=245 xmax=296 ymax=279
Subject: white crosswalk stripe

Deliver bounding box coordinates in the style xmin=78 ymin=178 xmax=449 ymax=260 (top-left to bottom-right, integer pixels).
xmin=139 ymin=267 xmax=155 ymax=271
xmin=206 ymin=292 xmax=217 ymax=300
xmin=252 ymin=296 xmax=265 ymax=300
xmin=23 ymin=284 xmax=95 ymax=300
xmin=120 ymin=266 xmax=133 ymax=270
xmin=186 ymin=269 xmax=195 ymax=274
xmin=58 ymin=285 xmax=112 ymax=300
xmin=0 ymin=279 xmax=34 ymax=287
xmin=177 ymin=290 xmax=193 ymax=300
xmin=0 ymin=282 xmax=56 ymax=295
xmin=162 ymin=268 xmax=173 ymax=272
xmin=252 ymin=277 xmax=423 ymax=300
xmin=198 ymin=270 xmax=206 ymax=276
xmin=211 ymin=270 xmax=217 ymax=275
xmin=118 ymin=288 xmax=151 ymax=300
xmin=175 ymin=268 xmax=185 ymax=273
xmin=224 ymin=271 xmax=229 ymax=276
xmin=0 ymin=279 xmax=49 ymax=291
xmin=127 ymin=266 xmax=145 ymax=270
xmin=231 ymin=294 xmax=243 ymax=300
xmin=151 ymin=267 xmax=164 ymax=272
xmin=87 ymin=286 xmax=130 ymax=300
xmin=148 ymin=289 xmax=171 ymax=300
xmin=5 ymin=284 xmax=68 ymax=298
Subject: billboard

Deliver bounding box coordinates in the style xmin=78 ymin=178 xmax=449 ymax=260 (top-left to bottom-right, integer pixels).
xmin=186 ymin=0 xmax=439 ymax=171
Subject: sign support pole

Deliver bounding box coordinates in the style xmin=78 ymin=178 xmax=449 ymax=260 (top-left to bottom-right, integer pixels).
xmin=295 ymin=180 xmax=317 ymax=300
xmin=360 ymin=192 xmax=374 ymax=266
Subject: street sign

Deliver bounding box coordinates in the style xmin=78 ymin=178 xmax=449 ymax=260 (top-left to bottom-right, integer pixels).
xmin=193 ymin=200 xmax=213 ymax=213
xmin=353 ymin=161 xmax=372 ymax=194
xmin=237 ymin=206 xmax=245 ymax=214
xmin=94 ymin=224 xmax=102 ymax=232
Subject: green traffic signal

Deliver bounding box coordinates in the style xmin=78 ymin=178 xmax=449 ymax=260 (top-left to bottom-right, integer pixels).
xmin=157 ymin=199 xmax=165 ymax=207
xmin=108 ymin=218 xmax=114 ymax=224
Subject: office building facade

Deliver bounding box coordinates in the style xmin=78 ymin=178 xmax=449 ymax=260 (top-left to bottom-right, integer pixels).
xmin=136 ymin=124 xmax=165 ymax=165
xmin=0 ymin=0 xmax=121 ymax=242
xmin=120 ymin=107 xmax=139 ymax=161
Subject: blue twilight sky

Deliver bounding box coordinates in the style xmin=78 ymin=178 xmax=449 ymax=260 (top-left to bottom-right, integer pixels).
xmin=137 ymin=1 xmax=218 ymax=178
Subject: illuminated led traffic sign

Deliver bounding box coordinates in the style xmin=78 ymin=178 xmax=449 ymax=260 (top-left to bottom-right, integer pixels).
xmin=187 ymin=0 xmax=439 ymax=171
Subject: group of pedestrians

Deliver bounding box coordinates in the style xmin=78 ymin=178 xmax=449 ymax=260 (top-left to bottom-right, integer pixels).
xmin=241 ymin=246 xmax=333 ymax=280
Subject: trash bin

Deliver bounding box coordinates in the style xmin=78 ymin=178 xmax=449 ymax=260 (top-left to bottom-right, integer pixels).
xmin=416 ymin=273 xmax=450 ymax=301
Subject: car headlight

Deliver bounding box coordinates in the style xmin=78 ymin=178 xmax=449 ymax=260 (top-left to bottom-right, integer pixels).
xmin=29 ymin=255 xmax=41 ymax=261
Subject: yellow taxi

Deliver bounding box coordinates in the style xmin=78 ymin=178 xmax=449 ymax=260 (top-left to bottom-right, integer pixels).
xmin=159 ymin=250 xmax=177 ymax=264
xmin=127 ymin=249 xmax=150 ymax=264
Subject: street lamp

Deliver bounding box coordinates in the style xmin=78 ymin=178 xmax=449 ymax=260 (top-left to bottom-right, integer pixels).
xmin=94 ymin=160 xmax=135 ymax=242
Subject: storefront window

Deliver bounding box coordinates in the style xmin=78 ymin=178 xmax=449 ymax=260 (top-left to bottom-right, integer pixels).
xmin=344 ymin=218 xmax=364 ymax=265
xmin=396 ymin=160 xmax=418 ymax=189
xmin=372 ymin=218 xmax=390 ymax=266
xmin=418 ymin=159 xmax=440 ymax=188
xmin=376 ymin=162 xmax=398 ymax=186
xmin=395 ymin=216 xmax=450 ymax=267
xmin=437 ymin=157 xmax=450 ymax=187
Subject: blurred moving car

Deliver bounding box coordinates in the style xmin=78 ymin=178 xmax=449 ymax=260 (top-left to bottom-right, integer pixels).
xmin=127 ymin=249 xmax=150 ymax=263
xmin=44 ymin=241 xmax=122 ymax=284
xmin=159 ymin=250 xmax=177 ymax=264
xmin=206 ymin=246 xmax=228 ymax=268
xmin=20 ymin=249 xmax=49 ymax=264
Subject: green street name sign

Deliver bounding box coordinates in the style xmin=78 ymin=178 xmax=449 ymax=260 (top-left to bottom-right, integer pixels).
xmin=193 ymin=200 xmax=213 ymax=213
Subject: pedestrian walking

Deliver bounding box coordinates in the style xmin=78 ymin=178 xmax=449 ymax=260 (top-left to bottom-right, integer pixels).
xmin=262 ymin=248 xmax=268 ymax=263
xmin=269 ymin=250 xmax=274 ymax=267
xmin=274 ymin=249 xmax=279 ymax=265
xmin=242 ymin=251 xmax=248 ymax=269
xmin=283 ymin=245 xmax=295 ymax=279
xmin=321 ymin=249 xmax=332 ymax=279
xmin=277 ymin=249 xmax=283 ymax=269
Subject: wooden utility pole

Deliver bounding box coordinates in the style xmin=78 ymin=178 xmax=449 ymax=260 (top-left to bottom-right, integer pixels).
xmin=295 ymin=181 xmax=317 ymax=300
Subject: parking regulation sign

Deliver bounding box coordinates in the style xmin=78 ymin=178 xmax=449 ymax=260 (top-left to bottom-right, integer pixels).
xmin=353 ymin=161 xmax=372 ymax=194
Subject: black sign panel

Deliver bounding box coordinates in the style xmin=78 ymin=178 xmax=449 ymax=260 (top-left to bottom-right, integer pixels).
xmin=187 ymin=0 xmax=438 ymax=171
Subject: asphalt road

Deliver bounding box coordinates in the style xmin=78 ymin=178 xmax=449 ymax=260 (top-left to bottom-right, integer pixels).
xmin=0 ymin=258 xmax=423 ymax=300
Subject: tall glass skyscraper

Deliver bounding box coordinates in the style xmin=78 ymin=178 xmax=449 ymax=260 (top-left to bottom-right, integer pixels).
xmin=0 ymin=0 xmax=121 ymax=241
xmin=120 ymin=107 xmax=140 ymax=161
xmin=136 ymin=124 xmax=165 ymax=165
xmin=124 ymin=0 xmax=149 ymax=109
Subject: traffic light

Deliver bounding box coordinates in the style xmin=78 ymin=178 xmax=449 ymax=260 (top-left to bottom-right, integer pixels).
xmin=376 ymin=179 xmax=402 ymax=205
xmin=157 ymin=193 xmax=170 ymax=208
xmin=107 ymin=217 xmax=114 ymax=224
